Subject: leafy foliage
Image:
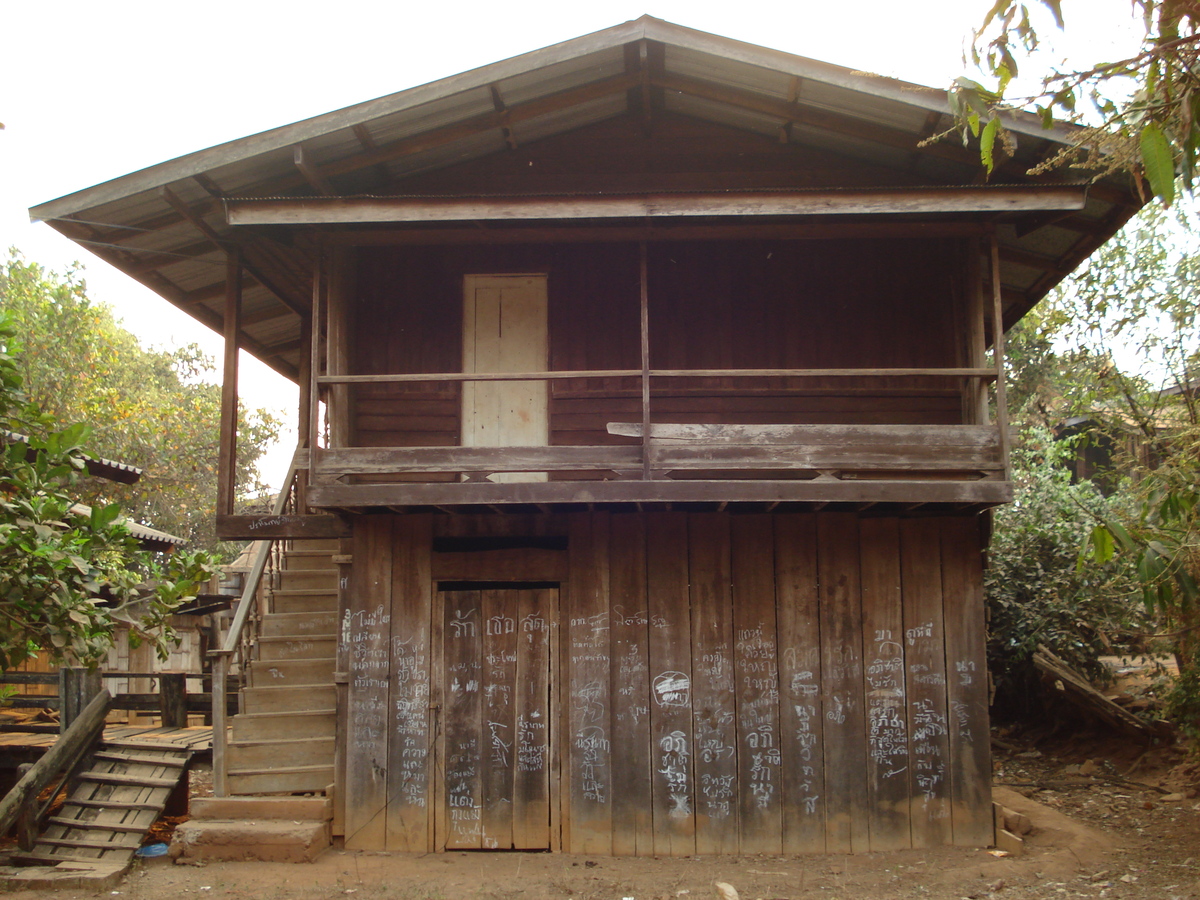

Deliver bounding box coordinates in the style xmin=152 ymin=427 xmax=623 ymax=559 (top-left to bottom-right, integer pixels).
xmin=985 ymin=429 xmax=1142 ymax=715
xmin=0 ymin=252 xmax=281 ymax=558
xmin=0 ymin=312 xmax=214 ymax=669
xmin=956 ymin=1 xmax=1200 ymax=204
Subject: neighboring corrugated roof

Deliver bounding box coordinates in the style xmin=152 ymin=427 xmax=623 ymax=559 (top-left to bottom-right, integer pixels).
xmin=68 ymin=503 xmax=187 ymax=551
xmin=1 ymin=429 xmax=142 ymax=485
xmin=29 ymin=15 xmax=1144 ymax=377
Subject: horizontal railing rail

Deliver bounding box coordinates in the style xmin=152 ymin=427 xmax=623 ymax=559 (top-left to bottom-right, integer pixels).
xmin=316 ymin=366 xmax=999 ymax=385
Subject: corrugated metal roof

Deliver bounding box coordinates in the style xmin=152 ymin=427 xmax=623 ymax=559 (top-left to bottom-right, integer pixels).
xmin=29 ymin=15 xmax=1144 ymax=379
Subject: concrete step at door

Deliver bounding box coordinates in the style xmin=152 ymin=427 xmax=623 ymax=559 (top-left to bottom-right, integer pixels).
xmin=260 ymin=610 xmax=338 ymax=638
xmin=250 ymin=657 xmax=335 ymax=687
xmin=232 ymin=709 xmax=336 ymax=742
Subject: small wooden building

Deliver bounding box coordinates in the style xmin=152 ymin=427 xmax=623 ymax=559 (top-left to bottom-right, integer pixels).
xmin=31 ymin=17 xmax=1142 ymax=855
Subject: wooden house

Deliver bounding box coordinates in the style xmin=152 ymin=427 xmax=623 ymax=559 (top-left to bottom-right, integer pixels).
xmin=30 ymin=17 xmax=1143 ymax=856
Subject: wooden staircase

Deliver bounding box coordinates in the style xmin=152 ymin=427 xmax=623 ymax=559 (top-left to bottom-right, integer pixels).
xmin=225 ymin=540 xmax=339 ymax=795
xmin=10 ymin=739 xmax=189 ymax=874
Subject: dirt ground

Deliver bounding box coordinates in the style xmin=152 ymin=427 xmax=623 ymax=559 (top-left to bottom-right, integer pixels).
xmin=4 ymin=725 xmax=1198 ymax=900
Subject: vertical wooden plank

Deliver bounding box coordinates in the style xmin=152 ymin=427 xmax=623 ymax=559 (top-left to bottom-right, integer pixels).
xmin=818 ymin=513 xmax=868 ymax=853
xmin=901 ymin=518 xmax=953 ymax=847
xmin=566 ymin=512 xmax=613 ymax=854
xmin=639 ymin=242 xmax=651 ymax=480
xmin=732 ymin=514 xmax=782 ymax=855
xmin=386 ymin=515 xmax=433 ymax=851
xmin=345 ymin=517 xmax=393 ymax=850
xmin=217 ymin=248 xmax=241 ymax=518
xmin=513 ymin=588 xmax=553 ymax=849
xmin=941 ymin=517 xmax=993 ymax=847
xmin=646 ymin=512 xmax=695 ymax=857
xmin=688 ymin=513 xmax=738 ymax=855
xmin=775 ymin=514 xmax=825 ymax=854
xmin=481 ymin=589 xmax=518 ymax=850
xmin=443 ymin=589 xmax=483 ymax=850
xmin=608 ymin=513 xmax=652 ymax=856
xmin=859 ymin=518 xmax=911 ymax=851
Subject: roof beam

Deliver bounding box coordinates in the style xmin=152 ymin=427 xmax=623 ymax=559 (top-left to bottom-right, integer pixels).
xmin=316 ymin=220 xmax=994 ymax=246
xmin=294 ymin=145 xmax=336 ymax=195
xmin=489 ymin=84 xmax=518 ymax=150
xmin=159 ymin=187 xmax=309 ymax=316
xmin=227 ymin=185 xmax=1088 ymax=226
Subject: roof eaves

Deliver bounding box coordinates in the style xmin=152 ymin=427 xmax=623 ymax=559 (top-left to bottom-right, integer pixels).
xmin=28 ymin=18 xmax=649 ymax=224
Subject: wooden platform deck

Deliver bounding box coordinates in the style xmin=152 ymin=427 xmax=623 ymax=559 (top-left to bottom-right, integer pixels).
xmin=0 ymin=724 xmax=218 ymax=761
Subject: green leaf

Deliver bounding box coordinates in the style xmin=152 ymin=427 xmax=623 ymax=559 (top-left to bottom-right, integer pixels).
xmin=1088 ymin=524 xmax=1114 ymax=565
xmin=1140 ymin=122 xmax=1176 ymax=207
xmin=91 ymin=503 xmax=122 ymax=530
xmin=1039 ymin=0 xmax=1065 ymax=28
xmin=980 ymin=117 xmax=1001 ymax=173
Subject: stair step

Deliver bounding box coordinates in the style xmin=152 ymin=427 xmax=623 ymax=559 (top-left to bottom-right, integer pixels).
xmin=92 ymin=751 xmax=186 ymax=768
xmin=255 ymin=635 xmax=335 ymax=660
xmin=232 ymin=709 xmax=336 ymax=741
xmin=61 ymin=798 xmax=161 ymax=812
xmin=36 ymin=837 xmax=140 ymax=851
xmin=10 ymin=851 xmax=121 ymax=866
xmin=268 ymin=590 xmax=337 ymax=615
xmin=278 ymin=569 xmax=338 ymax=590
xmin=78 ymin=772 xmax=177 ymax=788
xmin=191 ymin=795 xmax=332 ymax=820
xmin=251 ymin=658 xmax=335 ymax=686
xmin=284 ymin=550 xmax=337 ymax=568
xmin=226 ymin=764 xmax=334 ymax=795
xmin=228 ymin=736 xmax=335 ymax=770
xmin=46 ymin=817 xmax=147 ymax=834
xmin=259 ymin=611 xmax=338 ymax=637
xmin=241 ymin=684 xmax=336 ymax=714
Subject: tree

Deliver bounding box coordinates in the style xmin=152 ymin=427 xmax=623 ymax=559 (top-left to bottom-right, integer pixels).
xmin=0 ymin=312 xmax=213 ymax=669
xmin=1002 ymin=199 xmax=1200 ymax=731
xmin=0 ymin=252 xmax=281 ymax=558
xmin=954 ymin=1 xmax=1199 ymax=205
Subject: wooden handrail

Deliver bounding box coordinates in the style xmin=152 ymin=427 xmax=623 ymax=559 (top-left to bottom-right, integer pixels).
xmin=316 ymin=367 xmax=999 ymax=385
xmin=0 ymin=689 xmax=111 ymax=841
xmin=211 ymin=448 xmax=304 ymax=796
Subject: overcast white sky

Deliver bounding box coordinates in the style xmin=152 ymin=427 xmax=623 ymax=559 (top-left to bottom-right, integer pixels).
xmin=0 ymin=1 xmax=1141 ymax=484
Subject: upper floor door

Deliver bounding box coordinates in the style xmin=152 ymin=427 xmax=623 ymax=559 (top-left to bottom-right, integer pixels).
xmin=461 ymin=275 xmax=549 ymax=482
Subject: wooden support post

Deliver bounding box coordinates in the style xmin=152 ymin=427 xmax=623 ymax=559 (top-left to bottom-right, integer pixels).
xmin=309 ymin=248 xmax=324 ymax=468
xmin=211 ymin=653 xmax=229 ymax=797
xmin=639 ymin=242 xmax=651 ymax=480
xmin=158 ymin=672 xmax=188 ymax=728
xmin=988 ymin=236 xmax=1012 ymax=480
xmin=59 ymin=667 xmax=102 ymax=734
xmin=296 ymin=315 xmax=313 ymax=510
xmin=218 ymin=248 xmax=242 ymax=517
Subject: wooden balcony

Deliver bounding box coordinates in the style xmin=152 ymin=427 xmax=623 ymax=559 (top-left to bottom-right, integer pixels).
xmin=302 ymin=421 xmax=1011 ymax=512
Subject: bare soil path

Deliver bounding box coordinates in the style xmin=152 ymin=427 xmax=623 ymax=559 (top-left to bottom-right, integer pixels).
xmin=5 ymin=728 xmax=1198 ymax=900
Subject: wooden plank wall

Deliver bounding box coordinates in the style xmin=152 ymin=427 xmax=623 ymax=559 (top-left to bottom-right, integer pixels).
xmin=340 ymin=510 xmax=992 ymax=855
xmin=349 ymin=239 xmax=968 ymax=453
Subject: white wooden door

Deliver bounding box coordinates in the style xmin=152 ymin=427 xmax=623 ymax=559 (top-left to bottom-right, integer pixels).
xmin=462 ymin=275 xmax=548 ymax=482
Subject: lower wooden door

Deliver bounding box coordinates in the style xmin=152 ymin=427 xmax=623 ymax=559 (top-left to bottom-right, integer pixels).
xmin=440 ymin=587 xmax=554 ymax=850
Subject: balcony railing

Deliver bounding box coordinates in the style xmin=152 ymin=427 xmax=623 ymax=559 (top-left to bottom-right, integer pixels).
xmin=301 ymin=366 xmax=1010 ymax=510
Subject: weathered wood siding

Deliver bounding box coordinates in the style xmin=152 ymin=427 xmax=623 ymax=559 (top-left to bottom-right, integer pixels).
xmin=348 ymin=238 xmax=971 ymax=453
xmin=340 ymin=510 xmax=992 ymax=854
